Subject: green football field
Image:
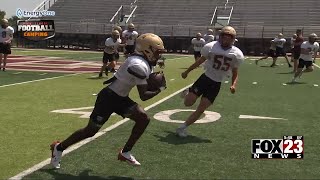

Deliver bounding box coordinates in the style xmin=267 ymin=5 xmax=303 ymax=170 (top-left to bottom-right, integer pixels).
xmin=1 ymin=49 xmax=320 ymax=179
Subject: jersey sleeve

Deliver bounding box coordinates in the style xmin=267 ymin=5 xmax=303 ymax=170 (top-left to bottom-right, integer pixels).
xmin=191 ymin=38 xmax=195 ymax=45
xmin=9 ymin=27 xmax=14 ymax=35
xmin=127 ymin=64 xmax=148 ymax=85
xmin=105 ymin=38 xmax=112 ymax=46
xmin=232 ymin=50 xmax=245 ymax=68
xmin=200 ymin=43 xmax=211 ymax=59
xmin=314 ymin=43 xmax=319 ymax=52
xmin=300 ymin=42 xmax=307 ymax=49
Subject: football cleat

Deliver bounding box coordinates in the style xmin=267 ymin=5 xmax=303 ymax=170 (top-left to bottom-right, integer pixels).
xmin=176 ymin=127 xmax=188 ymax=137
xmin=50 ymin=141 xmax=62 ymax=169
xmin=118 ymin=149 xmax=141 ymax=166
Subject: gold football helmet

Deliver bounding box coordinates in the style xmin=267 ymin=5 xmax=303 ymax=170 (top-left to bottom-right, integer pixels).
xmin=309 ymin=33 xmax=318 ymax=43
xmin=219 ymin=26 xmax=237 ymax=48
xmin=221 ymin=26 xmax=236 ymax=37
xmin=128 ymin=23 xmax=135 ymax=31
xmin=111 ymin=30 xmax=120 ymax=39
xmin=135 ymin=33 xmax=165 ymax=65
xmin=113 ymin=25 xmax=122 ymax=34
xmin=1 ymin=19 xmax=8 ymax=28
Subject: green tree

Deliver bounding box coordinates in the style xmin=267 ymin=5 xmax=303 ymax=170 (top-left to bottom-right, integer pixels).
xmin=0 ymin=10 xmax=6 ymax=19
xmin=8 ymin=16 xmax=20 ymax=27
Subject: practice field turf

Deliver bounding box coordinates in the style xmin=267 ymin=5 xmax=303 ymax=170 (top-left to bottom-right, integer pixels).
xmin=1 ymin=49 xmax=320 ymax=179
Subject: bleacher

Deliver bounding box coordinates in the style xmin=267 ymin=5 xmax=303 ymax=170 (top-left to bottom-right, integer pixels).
xmin=45 ymin=0 xmax=128 ymax=33
xmin=133 ymin=0 xmax=218 ymax=26
xmin=230 ymin=0 xmax=320 ymax=37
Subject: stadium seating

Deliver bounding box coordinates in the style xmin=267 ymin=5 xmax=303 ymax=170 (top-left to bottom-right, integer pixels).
xmin=230 ymin=0 xmax=320 ymax=37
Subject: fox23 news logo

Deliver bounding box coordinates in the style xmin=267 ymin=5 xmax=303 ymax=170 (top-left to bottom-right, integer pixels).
xmin=251 ymin=136 xmax=303 ymax=159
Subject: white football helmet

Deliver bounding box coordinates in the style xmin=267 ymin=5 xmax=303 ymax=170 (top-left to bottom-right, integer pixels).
xmin=135 ymin=33 xmax=165 ymax=66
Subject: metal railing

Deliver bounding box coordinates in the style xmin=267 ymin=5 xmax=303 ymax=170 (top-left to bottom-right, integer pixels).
xmin=28 ymin=0 xmax=56 ymax=20
xmin=52 ymin=22 xmax=319 ymax=39
xmin=110 ymin=5 xmax=123 ymax=24
xmin=126 ymin=5 xmax=137 ymax=24
xmin=210 ymin=7 xmax=218 ymax=25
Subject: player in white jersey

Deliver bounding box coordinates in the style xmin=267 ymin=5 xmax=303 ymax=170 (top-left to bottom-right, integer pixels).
xmin=50 ymin=33 xmax=166 ymax=167
xmin=176 ymin=26 xmax=244 ymax=137
xmin=255 ymin=40 xmax=277 ymax=65
xmin=203 ymin=29 xmax=215 ymax=44
xmin=191 ymin=33 xmax=206 ymax=62
xmin=271 ymin=33 xmax=292 ymax=67
xmin=111 ymin=25 xmax=123 ymax=71
xmin=122 ymin=23 xmax=139 ymax=57
xmin=0 ymin=19 xmax=14 ymax=71
xmin=292 ymin=33 xmax=319 ymax=82
xmin=99 ymin=30 xmax=122 ymax=77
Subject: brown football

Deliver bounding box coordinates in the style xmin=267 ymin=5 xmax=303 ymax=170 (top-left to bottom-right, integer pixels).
xmin=147 ymin=72 xmax=165 ymax=91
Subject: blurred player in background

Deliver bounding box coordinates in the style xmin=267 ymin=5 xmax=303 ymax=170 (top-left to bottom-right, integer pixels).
xmin=177 ymin=26 xmax=244 ymax=137
xmin=292 ymin=33 xmax=319 ymax=82
xmin=51 ymin=33 xmax=166 ymax=168
xmin=203 ymin=29 xmax=215 ymax=44
xmin=292 ymin=29 xmax=304 ymax=73
xmin=0 ymin=19 xmax=14 ymax=71
xmin=290 ymin=34 xmax=297 ymax=62
xmin=99 ymin=30 xmax=122 ymax=77
xmin=122 ymin=23 xmax=139 ymax=58
xmin=271 ymin=33 xmax=292 ymax=67
xmin=191 ymin=33 xmax=206 ymax=63
xmin=110 ymin=25 xmax=124 ymax=72
xmin=255 ymin=40 xmax=277 ymax=65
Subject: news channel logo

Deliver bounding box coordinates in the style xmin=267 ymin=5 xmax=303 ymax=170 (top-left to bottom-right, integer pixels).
xmin=16 ymin=8 xmax=55 ymax=18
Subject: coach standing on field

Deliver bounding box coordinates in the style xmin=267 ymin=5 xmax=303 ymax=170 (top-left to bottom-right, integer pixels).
xmin=0 ymin=19 xmax=14 ymax=71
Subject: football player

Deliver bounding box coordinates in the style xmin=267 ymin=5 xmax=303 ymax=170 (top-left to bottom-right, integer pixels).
xmin=203 ymin=29 xmax=215 ymax=44
xmin=0 ymin=19 xmax=14 ymax=71
xmin=177 ymin=26 xmax=244 ymax=137
xmin=292 ymin=29 xmax=304 ymax=73
xmin=99 ymin=30 xmax=122 ymax=77
xmin=271 ymin=33 xmax=292 ymax=67
xmin=112 ymin=25 xmax=124 ymax=71
xmin=122 ymin=23 xmax=139 ymax=58
xmin=191 ymin=33 xmax=206 ymax=62
xmin=51 ymin=33 xmax=166 ymax=167
xmin=292 ymin=33 xmax=319 ymax=82
xmin=255 ymin=40 xmax=277 ymax=65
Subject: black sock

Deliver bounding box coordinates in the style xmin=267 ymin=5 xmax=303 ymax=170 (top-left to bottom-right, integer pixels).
xmin=56 ymin=143 xmax=65 ymax=152
xmin=122 ymin=146 xmax=131 ymax=153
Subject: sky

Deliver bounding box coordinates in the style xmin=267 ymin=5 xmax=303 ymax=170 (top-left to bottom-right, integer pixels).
xmin=1 ymin=0 xmax=44 ymax=18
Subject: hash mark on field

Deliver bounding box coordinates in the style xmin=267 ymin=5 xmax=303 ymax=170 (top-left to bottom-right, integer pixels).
xmin=9 ymin=83 xmax=193 ymax=180
xmin=13 ymin=72 xmax=22 ymax=75
xmin=39 ymin=73 xmax=48 ymax=75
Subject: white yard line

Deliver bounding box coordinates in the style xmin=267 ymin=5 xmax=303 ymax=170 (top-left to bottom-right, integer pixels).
xmin=0 ymin=73 xmax=83 ymax=88
xmin=9 ymin=84 xmax=192 ymax=180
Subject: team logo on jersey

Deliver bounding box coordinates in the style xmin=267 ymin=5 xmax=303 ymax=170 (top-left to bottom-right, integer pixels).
xmin=17 ymin=20 xmax=55 ymax=41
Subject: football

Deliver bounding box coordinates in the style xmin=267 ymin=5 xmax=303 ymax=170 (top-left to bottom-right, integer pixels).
xmin=147 ymin=72 xmax=166 ymax=91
